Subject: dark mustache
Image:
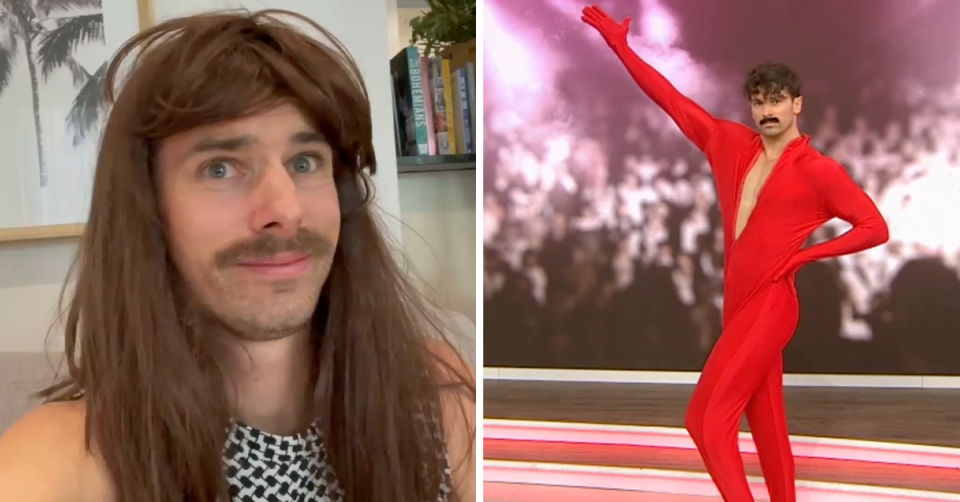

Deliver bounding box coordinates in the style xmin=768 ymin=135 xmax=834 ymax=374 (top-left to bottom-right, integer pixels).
xmin=214 ymin=227 xmax=335 ymax=268
xmin=760 ymin=117 xmax=779 ymax=125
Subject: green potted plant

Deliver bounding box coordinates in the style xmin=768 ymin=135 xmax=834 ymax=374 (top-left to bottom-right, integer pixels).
xmin=409 ymin=0 xmax=476 ymax=64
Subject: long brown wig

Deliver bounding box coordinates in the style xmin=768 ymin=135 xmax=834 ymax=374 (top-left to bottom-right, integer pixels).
xmin=37 ymin=9 xmax=475 ymax=502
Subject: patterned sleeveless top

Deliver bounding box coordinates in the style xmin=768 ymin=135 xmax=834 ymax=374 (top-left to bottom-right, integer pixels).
xmin=222 ymin=420 xmax=453 ymax=502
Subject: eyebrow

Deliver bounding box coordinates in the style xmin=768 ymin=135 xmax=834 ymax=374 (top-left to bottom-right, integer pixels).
xmin=189 ymin=135 xmax=256 ymax=154
xmin=291 ymin=131 xmax=328 ymax=145
xmin=186 ymin=130 xmax=329 ymax=157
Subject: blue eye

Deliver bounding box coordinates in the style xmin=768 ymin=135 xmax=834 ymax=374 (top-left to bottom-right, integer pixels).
xmin=290 ymin=155 xmax=317 ymax=174
xmin=204 ymin=161 xmax=236 ymax=179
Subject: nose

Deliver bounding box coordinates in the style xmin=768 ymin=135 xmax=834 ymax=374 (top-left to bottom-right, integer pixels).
xmin=249 ymin=164 xmax=303 ymax=238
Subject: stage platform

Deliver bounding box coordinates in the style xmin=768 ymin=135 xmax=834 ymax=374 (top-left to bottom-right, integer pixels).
xmin=483 ymin=380 xmax=960 ymax=501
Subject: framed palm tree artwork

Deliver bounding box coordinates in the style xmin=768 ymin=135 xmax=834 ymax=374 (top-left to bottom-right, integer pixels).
xmin=0 ymin=0 xmax=144 ymax=241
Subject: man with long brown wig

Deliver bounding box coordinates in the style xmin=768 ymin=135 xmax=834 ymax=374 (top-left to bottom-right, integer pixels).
xmin=0 ymin=9 xmax=475 ymax=502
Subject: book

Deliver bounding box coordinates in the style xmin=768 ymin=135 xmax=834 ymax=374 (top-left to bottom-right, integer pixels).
xmin=389 ymin=47 xmax=431 ymax=156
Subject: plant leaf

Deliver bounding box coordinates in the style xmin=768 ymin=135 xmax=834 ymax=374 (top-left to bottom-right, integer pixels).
xmin=407 ymin=0 xmax=475 ymax=56
xmin=66 ymin=59 xmax=106 ymax=145
xmin=0 ymin=44 xmax=15 ymax=95
xmin=36 ymin=13 xmax=102 ymax=81
xmin=36 ymin=0 xmax=101 ymax=16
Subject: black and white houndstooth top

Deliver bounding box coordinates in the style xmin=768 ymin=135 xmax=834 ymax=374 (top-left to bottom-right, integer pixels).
xmin=222 ymin=420 xmax=453 ymax=502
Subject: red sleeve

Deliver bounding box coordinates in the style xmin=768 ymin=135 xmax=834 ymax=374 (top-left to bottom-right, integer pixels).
xmin=610 ymin=42 xmax=719 ymax=153
xmin=798 ymin=160 xmax=889 ymax=263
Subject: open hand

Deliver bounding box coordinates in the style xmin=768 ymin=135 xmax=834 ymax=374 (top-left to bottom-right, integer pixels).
xmin=581 ymin=4 xmax=631 ymax=49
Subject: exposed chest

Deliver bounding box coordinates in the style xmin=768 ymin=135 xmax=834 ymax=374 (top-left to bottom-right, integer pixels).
xmin=740 ymin=155 xmax=779 ymax=204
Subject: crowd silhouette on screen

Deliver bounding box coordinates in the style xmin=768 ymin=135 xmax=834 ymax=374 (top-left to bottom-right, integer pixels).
xmin=485 ymin=88 xmax=960 ymax=374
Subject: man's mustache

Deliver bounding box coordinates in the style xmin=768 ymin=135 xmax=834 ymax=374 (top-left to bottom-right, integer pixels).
xmin=214 ymin=228 xmax=335 ymax=268
xmin=760 ymin=117 xmax=779 ymax=125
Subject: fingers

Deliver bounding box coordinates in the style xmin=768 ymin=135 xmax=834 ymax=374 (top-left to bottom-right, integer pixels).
xmin=623 ymin=16 xmax=632 ymax=31
xmin=590 ymin=4 xmax=611 ymax=18
xmin=581 ymin=5 xmax=606 ymax=30
xmin=580 ymin=14 xmax=600 ymax=30
xmin=581 ymin=5 xmax=602 ymax=24
xmin=582 ymin=4 xmax=610 ymax=23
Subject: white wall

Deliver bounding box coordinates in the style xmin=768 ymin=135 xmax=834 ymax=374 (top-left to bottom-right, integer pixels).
xmin=0 ymin=240 xmax=74 ymax=352
xmin=0 ymin=0 xmax=476 ymax=352
xmin=399 ymin=171 xmax=476 ymax=321
xmin=391 ymin=6 xmax=428 ymax=54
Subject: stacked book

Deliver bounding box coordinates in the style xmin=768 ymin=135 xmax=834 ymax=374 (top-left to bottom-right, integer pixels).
xmin=390 ymin=45 xmax=476 ymax=158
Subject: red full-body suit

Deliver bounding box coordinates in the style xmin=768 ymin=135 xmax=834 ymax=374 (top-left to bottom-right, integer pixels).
xmin=582 ymin=7 xmax=890 ymax=502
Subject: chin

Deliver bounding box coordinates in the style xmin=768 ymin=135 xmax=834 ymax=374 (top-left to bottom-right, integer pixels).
xmin=227 ymin=307 xmax=316 ymax=341
xmin=760 ymin=126 xmax=784 ymax=137
xmin=205 ymin=285 xmax=323 ymax=340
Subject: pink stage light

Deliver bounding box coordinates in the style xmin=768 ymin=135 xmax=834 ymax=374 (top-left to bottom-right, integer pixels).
xmin=484 ymin=461 xmax=960 ymax=502
xmin=484 ymin=419 xmax=960 ymax=469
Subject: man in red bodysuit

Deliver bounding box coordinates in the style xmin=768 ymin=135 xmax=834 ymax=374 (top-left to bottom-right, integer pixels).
xmin=581 ymin=5 xmax=890 ymax=502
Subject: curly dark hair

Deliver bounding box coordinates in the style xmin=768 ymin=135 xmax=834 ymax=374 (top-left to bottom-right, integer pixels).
xmin=743 ymin=62 xmax=802 ymax=100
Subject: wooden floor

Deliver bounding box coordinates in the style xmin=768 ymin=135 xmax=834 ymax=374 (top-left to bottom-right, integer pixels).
xmin=484 ymin=380 xmax=960 ymax=448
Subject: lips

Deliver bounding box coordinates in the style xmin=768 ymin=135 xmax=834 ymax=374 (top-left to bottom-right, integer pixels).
xmin=236 ymin=253 xmax=312 ymax=279
xmin=238 ymin=253 xmax=309 ymax=267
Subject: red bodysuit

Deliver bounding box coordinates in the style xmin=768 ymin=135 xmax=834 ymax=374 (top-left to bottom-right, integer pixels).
xmin=582 ymin=7 xmax=890 ymax=502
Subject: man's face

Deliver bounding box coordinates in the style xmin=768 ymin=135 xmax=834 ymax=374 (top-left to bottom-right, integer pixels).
xmin=156 ymin=103 xmax=341 ymax=340
xmin=749 ymin=90 xmax=802 ymax=138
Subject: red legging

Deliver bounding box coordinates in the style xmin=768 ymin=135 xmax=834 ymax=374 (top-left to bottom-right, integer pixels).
xmin=685 ymin=277 xmax=799 ymax=502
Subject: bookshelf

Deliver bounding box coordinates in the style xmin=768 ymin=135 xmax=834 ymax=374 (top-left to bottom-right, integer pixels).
xmin=389 ymin=1 xmax=475 ymax=176
xmin=397 ymin=154 xmax=475 ymax=174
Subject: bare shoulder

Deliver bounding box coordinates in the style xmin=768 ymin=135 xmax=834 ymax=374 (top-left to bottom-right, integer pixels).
xmin=426 ymin=337 xmax=475 ymax=386
xmin=0 ymin=400 xmax=113 ymax=502
xmin=425 ymin=338 xmax=476 ymax=502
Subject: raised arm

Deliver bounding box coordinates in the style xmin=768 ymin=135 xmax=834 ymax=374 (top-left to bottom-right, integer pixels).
xmin=799 ymin=160 xmax=889 ymax=263
xmin=581 ymin=5 xmax=720 ymax=152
